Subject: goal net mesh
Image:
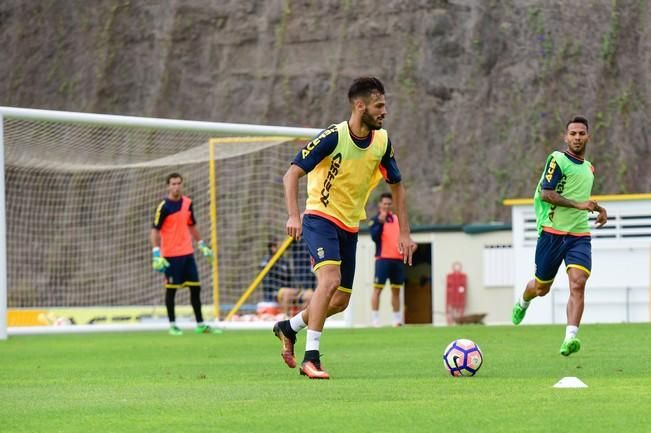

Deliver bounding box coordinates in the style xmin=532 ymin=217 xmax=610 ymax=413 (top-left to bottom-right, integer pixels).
xmin=3 ymin=116 xmax=316 ymax=322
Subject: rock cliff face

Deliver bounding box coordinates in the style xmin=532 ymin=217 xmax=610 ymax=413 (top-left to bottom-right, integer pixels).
xmin=2 ymin=0 xmax=650 ymax=224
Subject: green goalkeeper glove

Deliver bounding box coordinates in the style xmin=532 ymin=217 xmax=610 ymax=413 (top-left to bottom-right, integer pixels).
xmin=198 ymin=240 xmax=213 ymax=260
xmin=152 ymin=248 xmax=170 ymax=272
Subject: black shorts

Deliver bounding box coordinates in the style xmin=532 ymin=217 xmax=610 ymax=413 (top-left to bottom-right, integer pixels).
xmin=374 ymin=258 xmax=406 ymax=288
xmin=164 ymin=254 xmax=200 ymax=289
xmin=535 ymin=231 xmax=591 ymax=283
xmin=302 ymin=214 xmax=358 ymax=292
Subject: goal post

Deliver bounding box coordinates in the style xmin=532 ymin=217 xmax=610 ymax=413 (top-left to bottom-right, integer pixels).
xmin=206 ymin=136 xmax=299 ymax=321
xmin=224 ymin=235 xmax=294 ymax=321
xmin=0 ymin=113 xmax=7 ymax=340
xmin=0 ymin=107 xmax=321 ymax=339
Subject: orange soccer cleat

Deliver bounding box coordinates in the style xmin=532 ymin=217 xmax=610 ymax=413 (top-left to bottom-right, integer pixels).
xmin=299 ymin=360 xmax=330 ymax=380
xmin=273 ymin=321 xmax=297 ymax=368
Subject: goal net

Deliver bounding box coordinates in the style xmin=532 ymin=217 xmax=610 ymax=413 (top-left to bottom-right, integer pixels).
xmin=0 ymin=108 xmax=320 ymax=333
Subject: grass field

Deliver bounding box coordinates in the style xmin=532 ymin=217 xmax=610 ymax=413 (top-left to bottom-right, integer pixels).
xmin=1 ymin=323 xmax=650 ymax=433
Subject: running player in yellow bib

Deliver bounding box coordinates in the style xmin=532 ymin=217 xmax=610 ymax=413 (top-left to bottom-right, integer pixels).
xmin=274 ymin=77 xmax=417 ymax=379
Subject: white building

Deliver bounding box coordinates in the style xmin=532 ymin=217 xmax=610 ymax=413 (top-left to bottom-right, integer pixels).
xmin=346 ymin=223 xmax=514 ymax=327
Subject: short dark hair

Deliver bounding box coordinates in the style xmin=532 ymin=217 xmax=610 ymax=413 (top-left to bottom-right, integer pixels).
xmin=379 ymin=192 xmax=393 ymax=201
xmin=166 ymin=173 xmax=183 ymax=184
xmin=566 ymin=115 xmax=589 ymax=131
xmin=267 ymin=237 xmax=279 ymax=253
xmin=348 ymin=77 xmax=385 ymax=102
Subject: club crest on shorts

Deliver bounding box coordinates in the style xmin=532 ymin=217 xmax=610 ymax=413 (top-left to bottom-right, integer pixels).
xmin=317 ymin=247 xmax=325 ymax=259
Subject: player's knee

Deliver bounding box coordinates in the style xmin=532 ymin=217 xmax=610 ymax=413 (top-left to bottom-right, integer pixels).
xmin=535 ymin=284 xmax=551 ymax=297
xmin=330 ymin=295 xmax=350 ymax=313
xmin=321 ymin=277 xmax=341 ymax=296
xmin=569 ymin=278 xmax=587 ymax=294
xmin=567 ymin=267 xmax=589 ymax=294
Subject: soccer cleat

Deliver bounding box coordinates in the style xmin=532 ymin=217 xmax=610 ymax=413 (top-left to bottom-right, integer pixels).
xmin=195 ymin=324 xmax=223 ymax=334
xmin=272 ymin=321 xmax=297 ymax=368
xmin=299 ymin=360 xmax=330 ymax=380
xmin=169 ymin=325 xmax=183 ymax=336
xmin=511 ymin=302 xmax=528 ymax=325
xmin=560 ymin=337 xmax=581 ymax=356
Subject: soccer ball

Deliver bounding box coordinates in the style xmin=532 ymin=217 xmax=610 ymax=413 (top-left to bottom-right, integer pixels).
xmin=443 ymin=339 xmax=483 ymax=377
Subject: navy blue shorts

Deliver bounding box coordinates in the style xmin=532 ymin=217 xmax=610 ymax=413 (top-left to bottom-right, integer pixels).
xmin=374 ymin=258 xmax=405 ymax=288
xmin=164 ymin=254 xmax=200 ymax=289
xmin=535 ymin=231 xmax=592 ymax=283
xmin=302 ymin=214 xmax=358 ymax=292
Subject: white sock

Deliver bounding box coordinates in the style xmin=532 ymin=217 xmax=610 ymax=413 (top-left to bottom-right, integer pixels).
xmin=289 ymin=311 xmax=307 ymax=332
xmin=197 ymin=322 xmax=204 ymax=326
xmin=306 ymin=329 xmax=321 ymax=352
xmin=393 ymin=311 xmax=402 ymax=325
xmin=565 ymin=325 xmax=579 ymax=340
xmin=170 ymin=322 xmax=176 ymax=327
xmin=519 ymin=295 xmax=530 ymax=309
xmin=371 ymin=310 xmax=380 ymax=325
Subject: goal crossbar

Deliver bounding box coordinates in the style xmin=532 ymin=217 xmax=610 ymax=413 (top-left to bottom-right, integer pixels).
xmin=0 ymin=107 xmax=321 ymax=137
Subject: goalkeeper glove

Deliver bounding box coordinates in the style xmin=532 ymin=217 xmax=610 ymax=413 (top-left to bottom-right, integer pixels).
xmin=152 ymin=247 xmax=170 ymax=272
xmin=198 ymin=240 xmax=213 ymax=259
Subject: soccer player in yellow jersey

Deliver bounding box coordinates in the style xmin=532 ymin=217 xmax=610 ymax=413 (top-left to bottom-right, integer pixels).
xmin=274 ymin=77 xmax=417 ymax=379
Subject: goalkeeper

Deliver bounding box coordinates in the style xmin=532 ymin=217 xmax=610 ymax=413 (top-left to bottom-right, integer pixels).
xmin=151 ymin=173 xmax=217 ymax=336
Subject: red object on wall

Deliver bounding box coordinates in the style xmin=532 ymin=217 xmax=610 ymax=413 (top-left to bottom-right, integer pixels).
xmin=446 ymin=262 xmax=467 ymax=324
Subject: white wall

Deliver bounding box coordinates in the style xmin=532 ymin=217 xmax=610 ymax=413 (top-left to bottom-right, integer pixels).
xmin=431 ymin=231 xmax=513 ymax=325
xmin=346 ymin=229 xmax=514 ymax=327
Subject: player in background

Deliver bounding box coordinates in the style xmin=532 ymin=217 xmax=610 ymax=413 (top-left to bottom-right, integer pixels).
xmin=369 ymin=192 xmax=406 ymax=327
xmin=151 ymin=173 xmax=218 ymax=336
xmin=511 ymin=115 xmax=607 ymax=356
xmin=259 ymin=239 xmax=291 ymax=303
xmin=274 ymin=76 xmax=417 ymax=379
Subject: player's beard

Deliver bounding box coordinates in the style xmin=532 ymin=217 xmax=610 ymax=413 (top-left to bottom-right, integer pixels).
xmin=362 ymin=109 xmax=383 ymax=130
xmin=569 ymin=141 xmax=586 ymax=156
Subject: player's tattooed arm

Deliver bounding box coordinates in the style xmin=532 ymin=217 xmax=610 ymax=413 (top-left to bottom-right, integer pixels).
xmin=283 ymin=164 xmax=307 ymax=240
xmin=541 ymin=190 xmax=599 ymax=212
xmin=540 ymin=190 xmax=597 ymax=211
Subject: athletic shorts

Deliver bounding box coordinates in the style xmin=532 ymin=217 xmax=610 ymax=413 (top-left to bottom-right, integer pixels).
xmin=301 ymin=214 xmax=358 ymax=292
xmin=535 ymin=231 xmax=591 ymax=283
xmin=374 ymin=258 xmax=405 ymax=288
xmin=164 ymin=254 xmax=200 ymax=289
